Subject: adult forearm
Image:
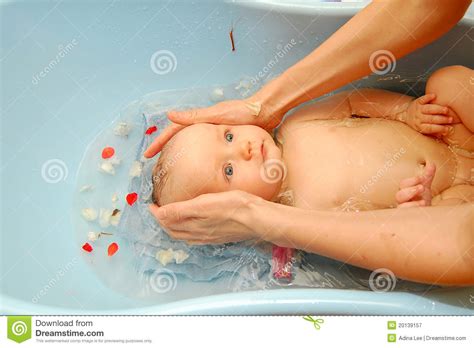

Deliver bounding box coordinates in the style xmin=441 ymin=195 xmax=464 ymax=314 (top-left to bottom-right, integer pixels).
xmin=251 ymin=0 xmax=470 ymax=119
xmin=248 ymin=200 xmax=474 ymax=285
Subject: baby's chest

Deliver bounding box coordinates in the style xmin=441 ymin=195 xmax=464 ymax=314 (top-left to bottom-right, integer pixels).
xmin=279 ymin=121 xmax=428 ymax=210
xmin=281 ymin=127 xmax=355 ymax=209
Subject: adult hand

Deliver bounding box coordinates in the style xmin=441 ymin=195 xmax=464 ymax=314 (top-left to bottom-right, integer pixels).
xmin=148 ymin=190 xmax=264 ymax=245
xmin=143 ymin=97 xmax=283 ymax=158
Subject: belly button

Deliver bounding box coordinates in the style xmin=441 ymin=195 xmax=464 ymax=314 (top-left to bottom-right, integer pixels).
xmin=416 ymin=160 xmax=426 ymax=176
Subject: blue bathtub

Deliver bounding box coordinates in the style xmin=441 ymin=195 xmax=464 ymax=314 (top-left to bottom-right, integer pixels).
xmin=1 ymin=0 xmax=473 ymax=315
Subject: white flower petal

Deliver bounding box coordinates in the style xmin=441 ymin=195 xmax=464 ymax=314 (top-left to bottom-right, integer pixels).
xmin=209 ymin=87 xmax=225 ymax=102
xmin=87 ymin=231 xmax=98 ymax=241
xmin=155 ymin=248 xmax=175 ymax=266
xmin=99 ymin=161 xmax=115 ymax=175
xmin=109 ymin=157 xmax=121 ymax=166
xmin=99 ymin=208 xmax=112 ymax=228
xmin=110 ymin=210 xmax=121 ymax=226
xmin=173 ymin=249 xmax=189 ymax=264
xmin=81 ymin=208 xmax=98 ymax=221
xmin=113 ymin=122 xmax=132 ymax=137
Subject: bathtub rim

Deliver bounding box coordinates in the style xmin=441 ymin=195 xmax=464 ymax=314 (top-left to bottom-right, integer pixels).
xmin=2 ymin=287 xmax=473 ymax=315
xmin=234 ymin=0 xmax=474 ymax=21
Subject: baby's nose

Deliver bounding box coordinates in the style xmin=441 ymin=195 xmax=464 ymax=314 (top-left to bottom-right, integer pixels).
xmin=239 ymin=141 xmax=252 ymax=161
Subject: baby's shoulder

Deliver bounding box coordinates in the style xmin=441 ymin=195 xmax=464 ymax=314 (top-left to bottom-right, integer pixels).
xmin=278 ymin=116 xmax=306 ymax=134
xmin=275 ymin=118 xmax=295 ymax=145
xmin=276 ymin=116 xmax=312 ymax=142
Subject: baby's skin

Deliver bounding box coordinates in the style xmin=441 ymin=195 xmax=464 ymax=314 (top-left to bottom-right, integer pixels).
xmin=153 ymin=66 xmax=473 ymax=212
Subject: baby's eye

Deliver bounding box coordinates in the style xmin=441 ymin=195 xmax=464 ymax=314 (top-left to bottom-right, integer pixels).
xmin=224 ymin=163 xmax=233 ymax=178
xmin=225 ymin=131 xmax=233 ymax=142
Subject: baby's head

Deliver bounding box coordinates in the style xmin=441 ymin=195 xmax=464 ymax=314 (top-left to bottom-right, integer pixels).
xmin=151 ymin=123 xmax=285 ymax=206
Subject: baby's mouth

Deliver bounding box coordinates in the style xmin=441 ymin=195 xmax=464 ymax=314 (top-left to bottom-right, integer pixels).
xmin=261 ymin=140 xmax=266 ymax=160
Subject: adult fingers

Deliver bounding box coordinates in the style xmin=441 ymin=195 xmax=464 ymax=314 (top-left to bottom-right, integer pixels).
xmin=168 ymin=104 xmax=224 ymax=125
xmin=148 ymin=203 xmax=200 ymax=225
xmin=168 ymin=101 xmax=248 ymax=125
xmin=162 ymin=229 xmax=223 ymax=245
xmin=160 ymin=226 xmax=197 ymax=242
xmin=143 ymin=122 xmax=186 ymax=158
xmin=168 ymin=100 xmax=267 ymax=127
xmin=396 ymin=185 xmax=424 ymax=204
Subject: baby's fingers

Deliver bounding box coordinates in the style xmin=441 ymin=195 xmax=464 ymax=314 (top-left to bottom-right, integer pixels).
xmin=399 ymin=175 xmax=422 ymax=189
xmin=419 ymin=124 xmax=451 ymax=135
xmin=396 ymin=185 xmax=424 ymax=204
xmin=398 ymin=200 xmax=426 ymax=208
xmin=421 ymin=114 xmax=453 ymax=125
xmin=416 ymin=94 xmax=436 ymax=105
xmin=422 ymin=104 xmax=448 ymax=115
xmin=421 ymin=163 xmax=436 ymax=185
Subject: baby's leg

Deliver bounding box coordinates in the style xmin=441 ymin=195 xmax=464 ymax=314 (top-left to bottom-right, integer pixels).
xmin=432 ymin=185 xmax=474 ymax=206
xmin=425 ymin=65 xmax=474 ymax=152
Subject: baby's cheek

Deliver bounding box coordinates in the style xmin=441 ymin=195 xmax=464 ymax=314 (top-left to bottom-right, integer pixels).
xmin=238 ymin=173 xmax=279 ymax=200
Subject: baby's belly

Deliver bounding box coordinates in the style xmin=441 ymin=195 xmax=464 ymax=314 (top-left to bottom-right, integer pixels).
xmin=281 ymin=118 xmax=456 ymax=210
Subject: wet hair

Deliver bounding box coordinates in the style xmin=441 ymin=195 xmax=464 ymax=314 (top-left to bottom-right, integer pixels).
xmin=151 ymin=143 xmax=174 ymax=207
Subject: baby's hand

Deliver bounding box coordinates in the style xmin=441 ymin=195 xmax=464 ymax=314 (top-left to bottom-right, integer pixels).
xmin=403 ymin=94 xmax=452 ymax=136
xmin=396 ymin=163 xmax=436 ymax=208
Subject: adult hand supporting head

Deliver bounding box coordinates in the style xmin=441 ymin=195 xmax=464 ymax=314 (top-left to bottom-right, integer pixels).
xmin=148 ymin=190 xmax=266 ymax=245
xmin=144 ymin=0 xmax=471 ymax=159
xmin=143 ymin=95 xmax=283 ymax=158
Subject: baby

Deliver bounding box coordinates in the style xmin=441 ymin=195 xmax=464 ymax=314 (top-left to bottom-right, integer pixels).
xmin=152 ymin=66 xmax=474 ymax=212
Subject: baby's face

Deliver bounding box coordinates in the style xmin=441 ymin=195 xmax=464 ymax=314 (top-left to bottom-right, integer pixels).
xmin=163 ymin=123 xmax=284 ymax=202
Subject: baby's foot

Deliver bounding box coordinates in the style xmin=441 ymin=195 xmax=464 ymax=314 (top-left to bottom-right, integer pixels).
xmin=396 ymin=163 xmax=436 ymax=208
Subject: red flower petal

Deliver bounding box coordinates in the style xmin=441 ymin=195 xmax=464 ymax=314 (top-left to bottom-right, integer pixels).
xmin=102 ymin=147 xmax=115 ymax=159
xmin=126 ymin=192 xmax=138 ymax=206
xmin=108 ymin=242 xmax=119 ymax=256
xmin=82 ymin=243 xmax=93 ymax=253
xmin=145 ymin=126 xmax=157 ymax=135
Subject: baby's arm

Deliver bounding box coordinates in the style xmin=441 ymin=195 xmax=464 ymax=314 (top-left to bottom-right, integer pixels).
xmin=287 ymin=89 xmax=452 ymax=136
xmin=346 ymin=88 xmax=413 ymax=120
xmin=343 ymin=89 xmax=452 ymax=137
